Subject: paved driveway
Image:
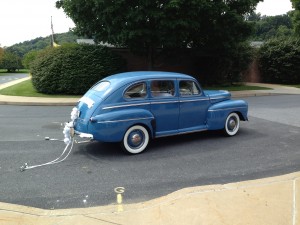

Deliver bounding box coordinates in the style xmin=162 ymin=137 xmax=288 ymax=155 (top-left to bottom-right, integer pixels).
xmin=0 ymin=73 xmax=29 ymax=84
xmin=0 ymin=95 xmax=299 ymax=209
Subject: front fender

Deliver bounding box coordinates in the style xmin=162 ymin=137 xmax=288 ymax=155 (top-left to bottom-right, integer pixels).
xmin=88 ymin=109 xmax=154 ymax=142
xmin=207 ymin=100 xmax=248 ymax=130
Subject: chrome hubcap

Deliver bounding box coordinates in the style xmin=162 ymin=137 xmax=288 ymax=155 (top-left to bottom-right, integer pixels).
xmin=128 ymin=130 xmax=144 ymax=148
xmin=228 ymin=118 xmax=236 ymax=130
xmin=131 ymin=133 xmax=142 ymax=145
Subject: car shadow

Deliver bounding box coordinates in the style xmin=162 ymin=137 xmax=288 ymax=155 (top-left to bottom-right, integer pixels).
xmin=73 ymin=130 xmax=227 ymax=160
xmin=74 ymin=141 xmax=124 ymax=159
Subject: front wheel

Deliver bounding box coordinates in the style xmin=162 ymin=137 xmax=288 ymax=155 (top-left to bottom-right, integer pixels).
xmin=122 ymin=125 xmax=150 ymax=154
xmin=224 ymin=112 xmax=240 ymax=136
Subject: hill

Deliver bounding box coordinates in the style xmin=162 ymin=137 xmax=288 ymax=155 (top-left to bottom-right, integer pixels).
xmin=6 ymin=31 xmax=80 ymax=57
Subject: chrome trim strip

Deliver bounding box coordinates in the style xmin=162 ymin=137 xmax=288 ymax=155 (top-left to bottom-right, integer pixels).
xmin=208 ymin=107 xmax=247 ymax=112
xmin=179 ymin=98 xmax=210 ymax=103
xmin=156 ymin=128 xmax=208 ymax=138
xmin=102 ymin=102 xmax=150 ymax=110
xmin=151 ymin=100 xmax=179 ymax=104
xmin=209 ymin=96 xmax=229 ymax=100
xmin=179 ymin=128 xmax=208 ymax=135
xmin=97 ymin=117 xmax=154 ymax=124
xmin=103 ymin=99 xmax=208 ymax=109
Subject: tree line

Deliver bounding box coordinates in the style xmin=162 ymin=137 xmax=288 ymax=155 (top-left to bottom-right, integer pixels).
xmin=248 ymin=13 xmax=293 ymax=40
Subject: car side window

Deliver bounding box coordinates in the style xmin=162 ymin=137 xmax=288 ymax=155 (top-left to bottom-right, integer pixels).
xmin=179 ymin=80 xmax=200 ymax=96
xmin=124 ymin=82 xmax=147 ymax=98
xmin=151 ymin=80 xmax=175 ymax=97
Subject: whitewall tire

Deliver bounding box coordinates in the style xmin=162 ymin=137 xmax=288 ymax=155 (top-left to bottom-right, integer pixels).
xmin=122 ymin=125 xmax=149 ymax=154
xmin=224 ymin=112 xmax=240 ymax=136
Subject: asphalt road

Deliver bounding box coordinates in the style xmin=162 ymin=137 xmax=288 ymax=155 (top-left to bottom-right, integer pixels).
xmin=0 ymin=95 xmax=299 ymax=209
xmin=0 ymin=73 xmax=29 ymax=84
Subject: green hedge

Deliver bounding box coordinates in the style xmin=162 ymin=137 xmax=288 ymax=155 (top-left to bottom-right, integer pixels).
xmin=31 ymin=44 xmax=126 ymax=94
xmin=257 ymin=38 xmax=300 ymax=84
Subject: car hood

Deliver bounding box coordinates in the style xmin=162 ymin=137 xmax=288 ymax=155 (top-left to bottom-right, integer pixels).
xmin=204 ymin=90 xmax=231 ymax=104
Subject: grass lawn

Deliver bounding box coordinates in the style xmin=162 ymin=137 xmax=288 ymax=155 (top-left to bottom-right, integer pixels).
xmin=0 ymin=69 xmax=29 ymax=76
xmin=0 ymin=79 xmax=81 ymax=98
xmin=291 ymin=85 xmax=300 ymax=89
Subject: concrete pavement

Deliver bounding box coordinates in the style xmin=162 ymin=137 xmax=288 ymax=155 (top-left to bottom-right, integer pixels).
xmin=0 ymin=172 xmax=299 ymax=225
xmin=0 ymin=77 xmax=300 ymax=224
xmin=232 ymin=82 xmax=300 ymax=97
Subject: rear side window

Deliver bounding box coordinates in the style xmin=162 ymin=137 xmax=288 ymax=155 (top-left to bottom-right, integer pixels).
xmin=124 ymin=82 xmax=147 ymax=98
xmin=179 ymin=80 xmax=200 ymax=96
xmin=92 ymin=81 xmax=110 ymax=92
xmin=151 ymin=80 xmax=175 ymax=97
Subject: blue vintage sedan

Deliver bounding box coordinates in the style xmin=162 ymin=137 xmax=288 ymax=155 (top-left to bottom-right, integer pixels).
xmin=70 ymin=71 xmax=248 ymax=154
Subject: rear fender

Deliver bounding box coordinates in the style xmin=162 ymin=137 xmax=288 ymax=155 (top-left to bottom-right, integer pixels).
xmin=207 ymin=100 xmax=248 ymax=130
xmin=88 ymin=109 xmax=154 ymax=142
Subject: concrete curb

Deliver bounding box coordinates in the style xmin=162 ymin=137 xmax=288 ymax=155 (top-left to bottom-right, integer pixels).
xmin=0 ymin=172 xmax=299 ymax=225
xmin=0 ymin=96 xmax=78 ymax=106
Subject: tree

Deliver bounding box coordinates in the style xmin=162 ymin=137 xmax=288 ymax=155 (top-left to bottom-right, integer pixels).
xmin=276 ymin=25 xmax=293 ymax=37
xmin=291 ymin=0 xmax=300 ymax=35
xmin=22 ymin=50 xmax=39 ymax=69
xmin=1 ymin=51 xmax=22 ymax=72
xmin=56 ymin=0 xmax=261 ymax=69
xmin=248 ymin=13 xmax=294 ymax=40
xmin=247 ymin=12 xmax=262 ymax=22
xmin=0 ymin=46 xmax=4 ymax=66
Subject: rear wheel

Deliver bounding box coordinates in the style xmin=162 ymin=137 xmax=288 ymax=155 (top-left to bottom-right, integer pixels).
xmin=224 ymin=112 xmax=240 ymax=136
xmin=122 ymin=125 xmax=149 ymax=154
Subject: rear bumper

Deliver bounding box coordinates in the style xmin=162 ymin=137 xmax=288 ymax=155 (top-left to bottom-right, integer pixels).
xmin=75 ymin=130 xmax=94 ymax=139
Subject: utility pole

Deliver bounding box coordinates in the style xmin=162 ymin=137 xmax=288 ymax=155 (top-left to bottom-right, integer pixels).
xmin=51 ymin=16 xmax=55 ymax=47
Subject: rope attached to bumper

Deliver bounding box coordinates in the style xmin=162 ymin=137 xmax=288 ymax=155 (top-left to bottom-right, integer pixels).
xmin=20 ymin=108 xmax=80 ymax=172
xmin=20 ymin=138 xmax=74 ymax=171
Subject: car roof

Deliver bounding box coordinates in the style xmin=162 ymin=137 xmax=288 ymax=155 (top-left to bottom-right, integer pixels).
xmin=103 ymin=71 xmax=194 ymax=86
xmin=90 ymin=71 xmax=197 ymax=99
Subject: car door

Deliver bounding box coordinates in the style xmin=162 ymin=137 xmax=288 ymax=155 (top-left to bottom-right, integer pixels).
xmin=178 ymin=80 xmax=210 ymax=133
xmin=149 ymin=79 xmax=179 ymax=137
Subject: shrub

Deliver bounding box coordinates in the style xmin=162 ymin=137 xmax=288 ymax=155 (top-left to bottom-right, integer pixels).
xmin=257 ymin=38 xmax=300 ymax=84
xmin=31 ymin=44 xmax=126 ymax=94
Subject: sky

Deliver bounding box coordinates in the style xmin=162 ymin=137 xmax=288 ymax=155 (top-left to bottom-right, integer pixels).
xmin=256 ymin=0 xmax=293 ymax=16
xmin=0 ymin=0 xmax=294 ymax=48
xmin=0 ymin=0 xmax=75 ymax=47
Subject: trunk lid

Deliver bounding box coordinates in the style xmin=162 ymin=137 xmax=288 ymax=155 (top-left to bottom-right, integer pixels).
xmin=75 ymin=90 xmax=102 ymax=133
